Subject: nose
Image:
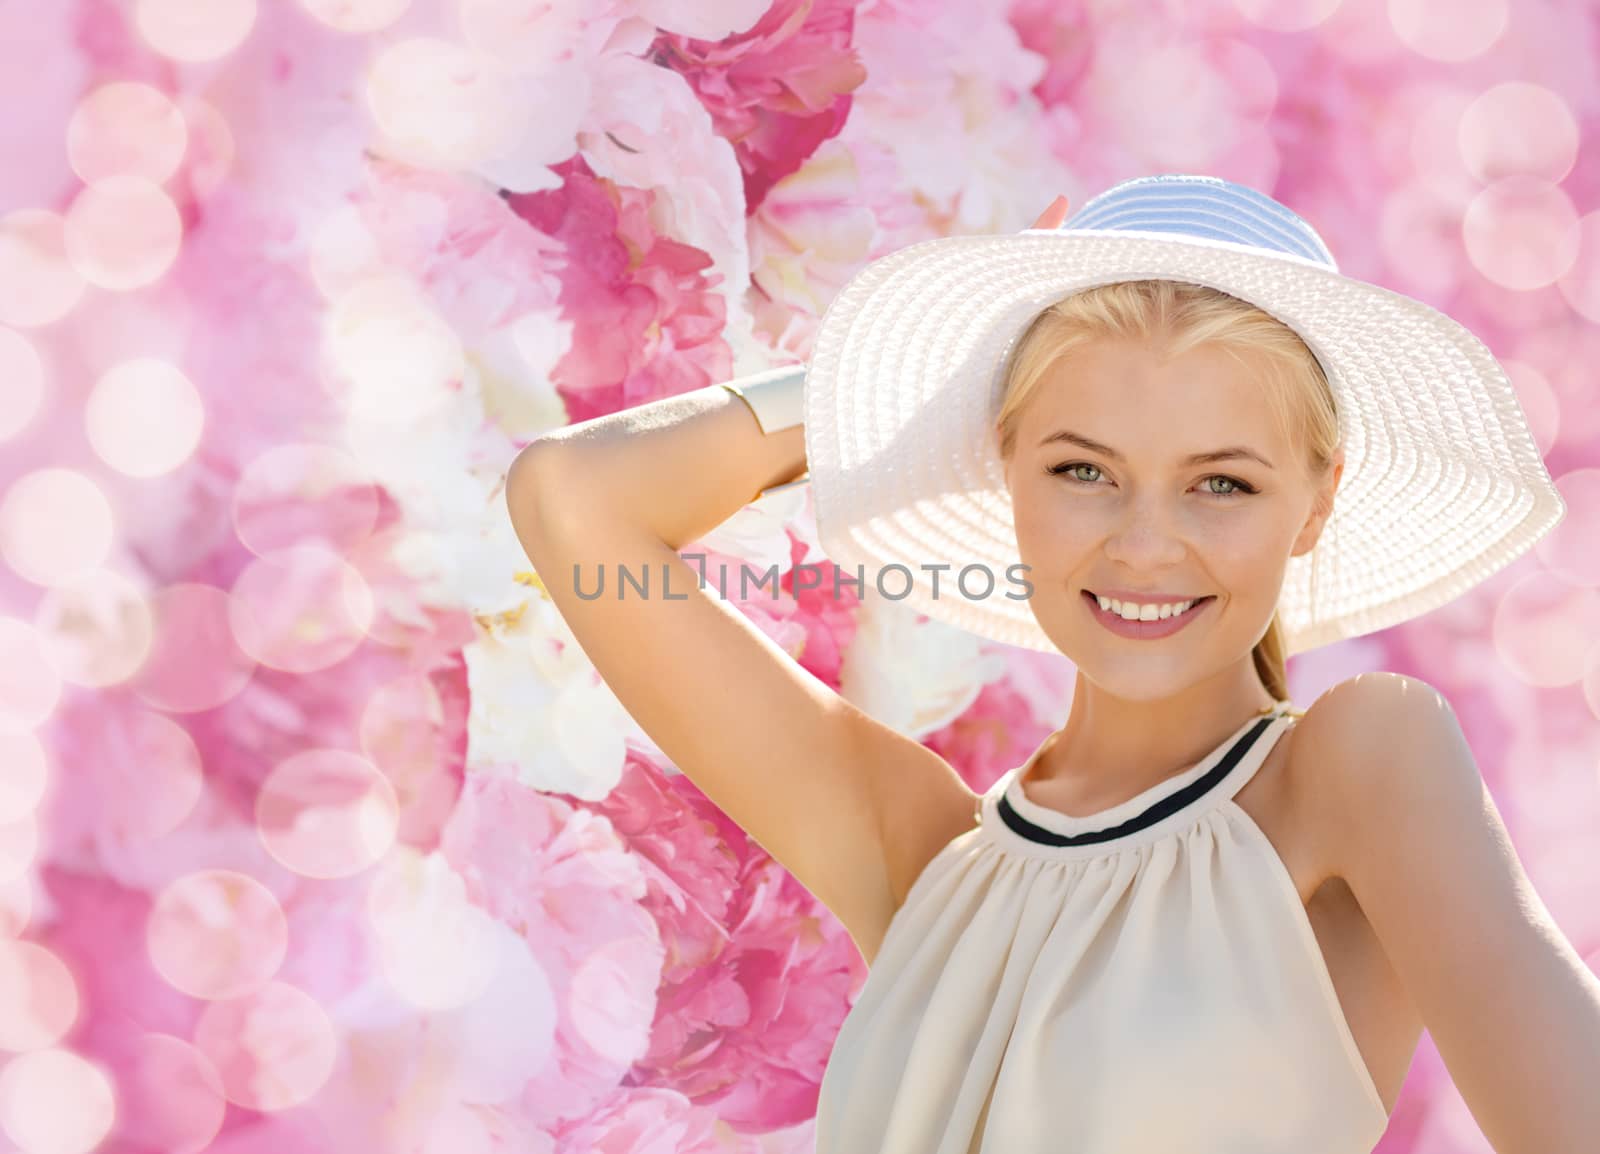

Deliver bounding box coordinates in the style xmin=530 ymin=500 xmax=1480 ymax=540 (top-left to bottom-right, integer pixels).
xmin=1102 ymin=499 xmax=1189 ymax=569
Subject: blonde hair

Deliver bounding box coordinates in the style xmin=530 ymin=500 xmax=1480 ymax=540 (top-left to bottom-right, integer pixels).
xmin=992 ymin=279 xmax=1341 ymax=703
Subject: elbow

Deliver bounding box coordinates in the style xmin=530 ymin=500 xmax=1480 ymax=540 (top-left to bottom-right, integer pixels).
xmin=508 ymin=436 xmax=561 ymax=487
xmin=505 ymin=440 xmax=571 ymax=550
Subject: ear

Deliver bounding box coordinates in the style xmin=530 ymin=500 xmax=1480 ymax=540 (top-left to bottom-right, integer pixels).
xmin=1290 ymin=445 xmax=1345 ymax=558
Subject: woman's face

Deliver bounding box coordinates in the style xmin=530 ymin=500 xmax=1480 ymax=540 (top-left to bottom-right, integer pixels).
xmin=1002 ymin=336 xmax=1341 ymax=697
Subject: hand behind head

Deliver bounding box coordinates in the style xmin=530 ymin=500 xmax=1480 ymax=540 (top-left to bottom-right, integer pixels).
xmin=1029 ymin=194 xmax=1071 ymax=231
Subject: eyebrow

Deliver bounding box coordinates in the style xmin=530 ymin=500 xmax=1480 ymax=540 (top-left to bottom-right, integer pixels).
xmin=1037 ymin=429 xmax=1276 ymax=470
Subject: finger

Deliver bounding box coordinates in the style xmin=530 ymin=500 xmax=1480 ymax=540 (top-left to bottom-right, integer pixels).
xmin=1031 ymin=194 xmax=1070 ymax=230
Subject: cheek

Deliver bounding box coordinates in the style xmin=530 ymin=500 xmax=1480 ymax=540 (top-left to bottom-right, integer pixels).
xmin=1200 ymin=529 xmax=1297 ymax=588
xmin=1008 ymin=481 xmax=1073 ymax=555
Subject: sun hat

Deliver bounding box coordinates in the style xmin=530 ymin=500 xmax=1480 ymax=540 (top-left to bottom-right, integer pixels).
xmin=800 ymin=172 xmax=1566 ymax=657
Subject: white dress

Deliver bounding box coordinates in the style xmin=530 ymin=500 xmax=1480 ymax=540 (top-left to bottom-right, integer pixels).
xmin=813 ymin=702 xmax=1391 ymax=1153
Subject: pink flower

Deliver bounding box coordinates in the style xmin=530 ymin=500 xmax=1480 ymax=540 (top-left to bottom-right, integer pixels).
xmin=922 ymin=668 xmax=1067 ymax=795
xmin=507 ymin=157 xmax=734 ymax=422
xmin=352 ymin=157 xmax=566 ymax=351
xmin=552 ymin=1083 xmax=761 ymax=1153
xmin=647 ymin=0 xmax=867 ymax=211
xmin=438 ymin=771 xmax=664 ymax=1127
xmin=571 ymin=750 xmax=862 ymax=1128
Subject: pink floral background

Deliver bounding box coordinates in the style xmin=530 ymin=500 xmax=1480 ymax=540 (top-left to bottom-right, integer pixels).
xmin=2 ymin=0 xmax=1599 ymax=1151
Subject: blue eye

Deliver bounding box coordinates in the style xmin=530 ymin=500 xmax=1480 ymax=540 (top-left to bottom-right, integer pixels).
xmin=1044 ymin=461 xmax=1258 ymax=498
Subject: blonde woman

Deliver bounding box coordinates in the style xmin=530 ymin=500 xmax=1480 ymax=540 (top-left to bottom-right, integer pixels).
xmin=506 ymin=174 xmax=1599 ymax=1152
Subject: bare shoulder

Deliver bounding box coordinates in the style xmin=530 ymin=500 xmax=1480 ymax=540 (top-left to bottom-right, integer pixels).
xmin=1294 ymin=670 xmax=1445 ymax=740
xmin=1289 ymin=671 xmax=1458 ymax=882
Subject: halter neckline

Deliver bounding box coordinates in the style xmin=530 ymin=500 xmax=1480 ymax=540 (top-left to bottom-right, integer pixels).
xmin=984 ymin=703 xmax=1297 ymax=858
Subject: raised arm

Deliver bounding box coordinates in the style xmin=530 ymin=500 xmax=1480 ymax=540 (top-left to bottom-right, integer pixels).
xmin=504 ymin=373 xmax=972 ymax=960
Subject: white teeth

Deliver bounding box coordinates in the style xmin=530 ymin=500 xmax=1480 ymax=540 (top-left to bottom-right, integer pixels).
xmin=1095 ymin=594 xmax=1196 ymax=620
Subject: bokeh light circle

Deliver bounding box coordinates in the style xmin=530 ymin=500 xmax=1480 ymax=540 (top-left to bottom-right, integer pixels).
xmin=359 ymin=672 xmax=452 ymax=819
xmin=99 ymin=709 xmax=205 ymax=846
xmin=1091 ymin=40 xmax=1244 ymax=171
xmin=0 ymin=1048 xmax=115 ymax=1154
xmin=0 ymin=939 xmax=80 ymax=1051
xmin=0 ymin=211 xmax=86 ymax=329
xmin=0 ymin=468 xmax=114 ymax=587
xmin=1407 ymin=83 xmax=1479 ymax=202
xmin=1500 ymin=357 xmax=1560 ymax=457
xmin=67 ymin=81 xmax=188 ymax=185
xmin=298 ymin=0 xmax=412 ymax=33
xmin=1534 ymin=469 xmax=1600 ymax=587
xmin=341 ymin=523 xmax=446 ymax=648
xmin=146 ymin=868 xmax=288 ymax=1000
xmin=1491 ymin=571 xmax=1600 ymax=688
xmin=1458 ymin=82 xmax=1578 ymax=185
xmin=32 ymin=567 xmax=154 ymax=688
xmin=228 ymin=542 xmax=375 ymax=673
xmin=305 ymin=203 xmax=383 ymax=301
xmin=255 ymin=749 xmax=398 ymax=878
xmin=1557 ymin=210 xmax=1600 ymax=325
xmin=1378 ymin=179 xmax=1464 ymax=297
xmin=116 ymin=1033 xmax=226 ymax=1154
xmin=1513 ymin=320 xmax=1600 ymax=444
xmin=232 ymin=442 xmax=380 ymax=556
xmin=1462 ymin=176 xmax=1581 ymax=292
xmin=0 ymin=874 xmax=32 ymax=938
xmin=135 ymin=0 xmax=257 ymax=62
xmin=0 ymin=813 xmax=38 ymax=887
xmin=0 ymin=619 xmax=62 ymax=735
xmin=1388 ymin=0 xmax=1508 ymax=63
xmin=192 ymin=981 xmax=337 ymax=1111
xmin=0 ymin=732 xmax=48 ymax=824
xmin=1581 ymin=628 xmax=1600 ymax=725
xmin=181 ymin=98 xmax=236 ymax=199
xmin=85 ymin=357 xmax=205 ymax=477
xmin=1228 ymin=0 xmax=1343 ymax=32
xmin=408 ymin=1102 xmax=498 ymax=1154
xmin=63 ymin=176 xmax=183 ymax=292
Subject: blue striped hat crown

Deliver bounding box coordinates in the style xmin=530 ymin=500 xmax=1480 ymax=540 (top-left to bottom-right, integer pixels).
xmin=1061 ymin=174 xmax=1338 ymax=272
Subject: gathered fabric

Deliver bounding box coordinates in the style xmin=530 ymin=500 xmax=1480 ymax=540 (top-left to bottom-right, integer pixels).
xmin=814 ymin=706 xmax=1390 ymax=1154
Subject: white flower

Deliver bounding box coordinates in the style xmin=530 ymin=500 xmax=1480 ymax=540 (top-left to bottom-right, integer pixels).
xmin=464 ymin=588 xmax=662 ymax=795
xmin=838 ymin=597 xmax=1009 ymax=740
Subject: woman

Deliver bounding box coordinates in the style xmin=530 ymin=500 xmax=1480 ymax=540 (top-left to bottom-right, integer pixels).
xmin=505 ymin=175 xmax=1599 ymax=1152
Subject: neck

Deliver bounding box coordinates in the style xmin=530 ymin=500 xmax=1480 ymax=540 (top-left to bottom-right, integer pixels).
xmin=1025 ymin=671 xmax=1283 ymax=813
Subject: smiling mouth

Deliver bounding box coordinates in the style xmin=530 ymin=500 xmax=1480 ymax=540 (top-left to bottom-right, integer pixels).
xmin=1083 ymin=591 xmax=1216 ymax=614
xmin=1081 ymin=590 xmax=1218 ymax=631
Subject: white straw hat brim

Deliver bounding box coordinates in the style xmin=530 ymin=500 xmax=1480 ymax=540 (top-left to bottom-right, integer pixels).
xmin=802 ymin=228 xmax=1566 ymax=657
